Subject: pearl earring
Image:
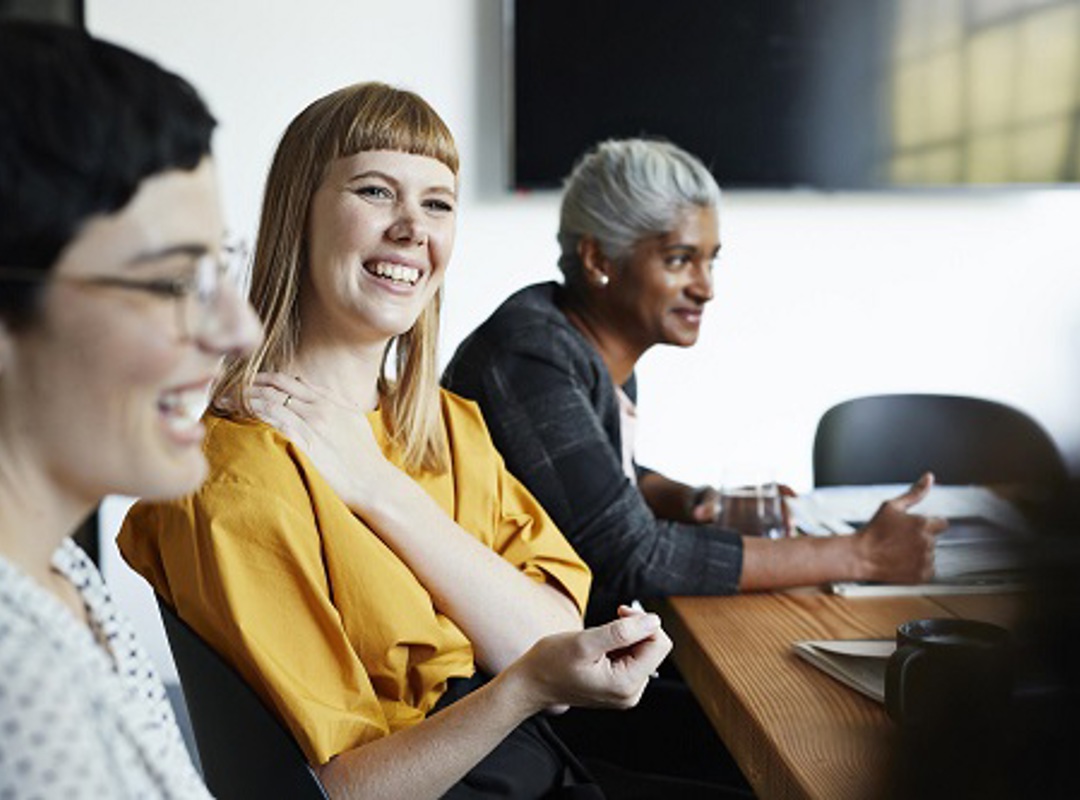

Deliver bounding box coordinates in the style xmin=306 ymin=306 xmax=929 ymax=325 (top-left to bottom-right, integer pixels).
xmin=597 ymin=274 xmax=609 ymax=287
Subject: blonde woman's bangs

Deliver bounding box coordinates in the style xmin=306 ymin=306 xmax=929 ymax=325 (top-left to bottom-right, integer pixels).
xmin=339 ymin=88 xmax=459 ymax=175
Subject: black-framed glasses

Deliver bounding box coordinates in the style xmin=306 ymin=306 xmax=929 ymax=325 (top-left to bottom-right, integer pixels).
xmin=0 ymin=241 xmax=249 ymax=339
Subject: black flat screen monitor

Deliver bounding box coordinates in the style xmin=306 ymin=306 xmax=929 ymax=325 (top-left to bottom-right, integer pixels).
xmin=510 ymin=0 xmax=1080 ymax=190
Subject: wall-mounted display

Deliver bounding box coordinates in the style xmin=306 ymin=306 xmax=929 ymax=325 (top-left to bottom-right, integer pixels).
xmin=509 ymin=0 xmax=1080 ymax=190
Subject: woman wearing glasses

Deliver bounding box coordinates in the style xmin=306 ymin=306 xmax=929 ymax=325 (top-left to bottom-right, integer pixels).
xmin=119 ymin=83 xmax=671 ymax=799
xmin=0 ymin=23 xmax=261 ymax=798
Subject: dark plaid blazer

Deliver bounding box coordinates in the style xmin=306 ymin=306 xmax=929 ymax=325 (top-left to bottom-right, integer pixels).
xmin=443 ymin=282 xmax=742 ymax=625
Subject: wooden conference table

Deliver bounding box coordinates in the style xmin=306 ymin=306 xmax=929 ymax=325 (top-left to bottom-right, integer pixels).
xmin=658 ymin=589 xmax=1022 ymax=800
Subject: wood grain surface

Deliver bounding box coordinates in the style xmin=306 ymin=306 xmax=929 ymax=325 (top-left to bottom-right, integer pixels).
xmin=659 ymin=590 xmax=1022 ymax=800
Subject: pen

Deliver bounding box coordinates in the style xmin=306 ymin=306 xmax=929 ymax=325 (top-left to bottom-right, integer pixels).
xmin=629 ymin=600 xmax=661 ymax=679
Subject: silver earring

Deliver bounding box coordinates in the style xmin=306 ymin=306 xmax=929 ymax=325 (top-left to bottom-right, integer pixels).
xmin=597 ymin=274 xmax=609 ymax=287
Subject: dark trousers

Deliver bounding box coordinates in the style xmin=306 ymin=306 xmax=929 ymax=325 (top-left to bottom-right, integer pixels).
xmin=548 ymin=669 xmax=755 ymax=800
xmin=434 ymin=671 xmax=754 ymax=800
xmin=433 ymin=674 xmax=604 ymax=800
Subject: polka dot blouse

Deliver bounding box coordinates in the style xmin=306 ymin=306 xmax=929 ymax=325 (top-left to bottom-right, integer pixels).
xmin=0 ymin=538 xmax=210 ymax=799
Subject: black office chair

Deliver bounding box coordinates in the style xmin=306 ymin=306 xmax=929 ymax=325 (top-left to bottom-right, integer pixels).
xmin=813 ymin=393 xmax=1066 ymax=490
xmin=157 ymin=598 xmax=329 ymax=800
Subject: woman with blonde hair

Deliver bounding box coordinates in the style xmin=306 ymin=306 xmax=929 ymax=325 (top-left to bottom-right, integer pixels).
xmin=120 ymin=83 xmax=670 ymax=800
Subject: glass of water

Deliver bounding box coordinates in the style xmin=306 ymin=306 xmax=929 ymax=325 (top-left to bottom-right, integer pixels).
xmin=718 ymin=477 xmax=786 ymax=539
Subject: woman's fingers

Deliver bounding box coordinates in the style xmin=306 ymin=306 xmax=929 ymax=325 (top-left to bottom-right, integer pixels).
xmin=246 ymin=383 xmax=306 ymax=417
xmin=253 ymin=372 xmax=320 ymax=405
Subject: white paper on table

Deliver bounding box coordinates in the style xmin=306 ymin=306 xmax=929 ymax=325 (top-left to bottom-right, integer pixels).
xmin=788 ymin=484 xmax=1033 ymax=538
xmin=792 ymin=639 xmax=895 ymax=702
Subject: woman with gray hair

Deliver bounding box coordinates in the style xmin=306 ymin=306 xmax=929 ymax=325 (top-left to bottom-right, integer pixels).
xmin=557 ymin=138 xmax=721 ymax=293
xmin=445 ymin=137 xmax=945 ymax=625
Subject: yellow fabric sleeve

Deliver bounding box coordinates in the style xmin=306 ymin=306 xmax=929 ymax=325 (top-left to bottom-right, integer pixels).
xmin=436 ymin=392 xmax=591 ymax=614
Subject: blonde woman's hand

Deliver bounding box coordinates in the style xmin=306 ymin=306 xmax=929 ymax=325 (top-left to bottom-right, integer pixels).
xmin=246 ymin=372 xmax=393 ymax=511
xmin=505 ymin=606 xmax=671 ymax=716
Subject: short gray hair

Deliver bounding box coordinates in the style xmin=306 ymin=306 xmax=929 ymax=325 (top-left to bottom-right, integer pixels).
xmin=557 ymin=138 xmax=721 ymax=283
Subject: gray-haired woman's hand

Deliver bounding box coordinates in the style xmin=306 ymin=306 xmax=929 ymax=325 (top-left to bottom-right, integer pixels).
xmin=853 ymin=473 xmax=949 ymax=583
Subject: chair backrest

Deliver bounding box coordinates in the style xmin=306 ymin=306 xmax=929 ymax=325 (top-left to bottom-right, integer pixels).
xmin=813 ymin=394 xmax=1066 ymax=489
xmin=157 ymin=598 xmax=329 ymax=800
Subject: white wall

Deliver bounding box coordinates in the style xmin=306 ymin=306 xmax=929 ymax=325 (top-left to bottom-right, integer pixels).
xmin=89 ymin=0 xmax=1080 ymax=679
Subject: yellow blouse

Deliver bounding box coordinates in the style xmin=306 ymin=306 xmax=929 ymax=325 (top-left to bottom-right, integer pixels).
xmin=118 ymin=390 xmax=591 ymax=765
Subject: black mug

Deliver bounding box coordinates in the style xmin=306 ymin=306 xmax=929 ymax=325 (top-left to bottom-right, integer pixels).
xmin=885 ymin=618 xmax=1013 ymax=730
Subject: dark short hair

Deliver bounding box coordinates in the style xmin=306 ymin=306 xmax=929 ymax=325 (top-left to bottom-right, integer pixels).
xmin=0 ymin=22 xmax=216 ymax=326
